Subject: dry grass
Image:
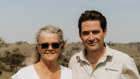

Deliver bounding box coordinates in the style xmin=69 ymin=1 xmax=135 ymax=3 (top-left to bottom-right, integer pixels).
xmin=0 ymin=42 xmax=140 ymax=78
xmin=0 ymin=70 xmax=14 ymax=79
xmin=0 ymin=43 xmax=35 ymax=57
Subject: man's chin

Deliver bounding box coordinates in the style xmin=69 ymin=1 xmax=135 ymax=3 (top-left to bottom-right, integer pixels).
xmin=86 ymin=46 xmax=99 ymax=51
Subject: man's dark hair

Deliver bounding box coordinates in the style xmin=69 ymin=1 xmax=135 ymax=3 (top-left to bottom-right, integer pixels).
xmin=78 ymin=10 xmax=107 ymax=33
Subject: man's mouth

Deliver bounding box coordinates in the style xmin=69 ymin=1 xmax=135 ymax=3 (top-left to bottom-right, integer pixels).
xmin=87 ymin=42 xmax=97 ymax=46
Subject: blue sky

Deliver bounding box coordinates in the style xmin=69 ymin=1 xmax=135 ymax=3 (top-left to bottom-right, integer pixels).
xmin=0 ymin=0 xmax=140 ymax=43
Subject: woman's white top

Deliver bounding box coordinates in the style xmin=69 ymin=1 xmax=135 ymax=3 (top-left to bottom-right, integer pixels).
xmin=11 ymin=65 xmax=72 ymax=79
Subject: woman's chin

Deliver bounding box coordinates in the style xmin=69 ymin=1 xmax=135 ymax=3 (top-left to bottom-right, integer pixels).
xmin=43 ymin=56 xmax=58 ymax=62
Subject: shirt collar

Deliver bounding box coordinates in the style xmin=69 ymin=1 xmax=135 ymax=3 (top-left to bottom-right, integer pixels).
xmin=76 ymin=43 xmax=113 ymax=63
xmin=100 ymin=43 xmax=113 ymax=63
xmin=76 ymin=49 xmax=87 ymax=61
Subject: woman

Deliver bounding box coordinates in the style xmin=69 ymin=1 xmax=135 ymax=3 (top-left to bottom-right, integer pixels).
xmin=11 ymin=25 xmax=72 ymax=79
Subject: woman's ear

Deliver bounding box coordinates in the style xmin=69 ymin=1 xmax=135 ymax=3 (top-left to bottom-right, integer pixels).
xmin=60 ymin=41 xmax=65 ymax=52
xmin=36 ymin=45 xmax=40 ymax=53
xmin=61 ymin=42 xmax=65 ymax=49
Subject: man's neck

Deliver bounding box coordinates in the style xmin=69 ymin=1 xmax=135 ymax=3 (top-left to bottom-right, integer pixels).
xmin=86 ymin=46 xmax=106 ymax=65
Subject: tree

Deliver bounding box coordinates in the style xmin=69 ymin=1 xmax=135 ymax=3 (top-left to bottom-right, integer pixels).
xmin=137 ymin=66 xmax=140 ymax=74
xmin=0 ymin=37 xmax=5 ymax=48
xmin=10 ymin=52 xmax=26 ymax=73
xmin=16 ymin=41 xmax=28 ymax=45
xmin=2 ymin=51 xmax=26 ymax=72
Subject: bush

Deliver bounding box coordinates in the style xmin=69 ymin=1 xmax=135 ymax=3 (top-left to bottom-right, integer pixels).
xmin=137 ymin=65 xmax=140 ymax=74
xmin=0 ymin=37 xmax=5 ymax=48
xmin=1 ymin=51 xmax=26 ymax=72
xmin=0 ymin=70 xmax=2 ymax=76
xmin=0 ymin=61 xmax=4 ymax=70
xmin=16 ymin=41 xmax=28 ymax=45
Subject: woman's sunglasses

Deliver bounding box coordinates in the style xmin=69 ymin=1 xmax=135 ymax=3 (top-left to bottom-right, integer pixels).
xmin=40 ymin=42 xmax=63 ymax=49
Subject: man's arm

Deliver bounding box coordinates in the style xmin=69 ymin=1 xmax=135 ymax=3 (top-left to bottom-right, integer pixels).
xmin=122 ymin=58 xmax=140 ymax=79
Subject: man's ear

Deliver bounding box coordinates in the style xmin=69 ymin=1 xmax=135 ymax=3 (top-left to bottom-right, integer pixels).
xmin=79 ymin=32 xmax=82 ymax=39
xmin=104 ymin=27 xmax=107 ymax=37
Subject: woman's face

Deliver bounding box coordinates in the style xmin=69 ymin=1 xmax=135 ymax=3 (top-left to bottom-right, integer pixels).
xmin=37 ymin=32 xmax=62 ymax=62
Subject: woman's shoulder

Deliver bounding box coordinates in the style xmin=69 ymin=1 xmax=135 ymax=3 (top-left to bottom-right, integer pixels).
xmin=11 ymin=65 xmax=36 ymax=79
xmin=17 ymin=65 xmax=34 ymax=73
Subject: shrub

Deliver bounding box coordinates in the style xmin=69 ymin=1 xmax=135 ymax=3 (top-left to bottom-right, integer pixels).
xmin=137 ymin=65 xmax=140 ymax=74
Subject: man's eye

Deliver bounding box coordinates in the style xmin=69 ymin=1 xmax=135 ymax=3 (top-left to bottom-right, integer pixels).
xmin=93 ymin=31 xmax=100 ymax=34
xmin=82 ymin=31 xmax=89 ymax=35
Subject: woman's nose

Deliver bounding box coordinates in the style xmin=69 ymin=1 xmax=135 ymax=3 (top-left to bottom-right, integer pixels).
xmin=47 ymin=45 xmax=53 ymax=50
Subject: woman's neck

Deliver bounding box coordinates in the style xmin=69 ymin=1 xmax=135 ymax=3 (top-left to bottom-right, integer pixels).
xmin=38 ymin=60 xmax=60 ymax=72
xmin=34 ymin=60 xmax=61 ymax=79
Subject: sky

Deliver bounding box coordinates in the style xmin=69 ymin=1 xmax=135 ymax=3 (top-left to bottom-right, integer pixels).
xmin=0 ymin=0 xmax=140 ymax=44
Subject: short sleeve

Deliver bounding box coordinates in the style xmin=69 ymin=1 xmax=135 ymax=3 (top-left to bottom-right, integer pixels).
xmin=11 ymin=65 xmax=39 ymax=79
xmin=122 ymin=57 xmax=140 ymax=79
xmin=11 ymin=74 xmax=19 ymax=79
xmin=11 ymin=68 xmax=26 ymax=79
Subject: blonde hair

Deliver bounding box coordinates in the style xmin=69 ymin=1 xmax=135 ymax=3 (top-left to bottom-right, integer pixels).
xmin=32 ymin=25 xmax=65 ymax=64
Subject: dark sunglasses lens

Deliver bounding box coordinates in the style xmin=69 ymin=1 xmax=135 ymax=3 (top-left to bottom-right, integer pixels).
xmin=52 ymin=43 xmax=60 ymax=48
xmin=41 ymin=43 xmax=49 ymax=49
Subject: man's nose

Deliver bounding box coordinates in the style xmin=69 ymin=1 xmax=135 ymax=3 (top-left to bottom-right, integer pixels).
xmin=88 ymin=33 xmax=94 ymax=40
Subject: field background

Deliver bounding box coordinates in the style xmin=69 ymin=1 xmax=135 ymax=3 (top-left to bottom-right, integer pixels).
xmin=0 ymin=41 xmax=140 ymax=79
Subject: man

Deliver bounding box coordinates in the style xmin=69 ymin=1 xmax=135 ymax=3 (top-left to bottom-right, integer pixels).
xmin=68 ymin=10 xmax=140 ymax=79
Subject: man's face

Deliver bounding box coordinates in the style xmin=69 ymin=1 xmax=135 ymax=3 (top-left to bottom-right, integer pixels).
xmin=80 ymin=20 xmax=107 ymax=52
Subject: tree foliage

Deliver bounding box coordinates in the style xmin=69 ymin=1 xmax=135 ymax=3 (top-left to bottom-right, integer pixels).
xmin=16 ymin=41 xmax=28 ymax=45
xmin=1 ymin=50 xmax=26 ymax=72
xmin=0 ymin=37 xmax=5 ymax=48
xmin=10 ymin=52 xmax=26 ymax=72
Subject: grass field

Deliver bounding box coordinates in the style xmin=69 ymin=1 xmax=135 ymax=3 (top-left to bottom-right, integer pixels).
xmin=0 ymin=42 xmax=140 ymax=79
xmin=0 ymin=70 xmax=14 ymax=79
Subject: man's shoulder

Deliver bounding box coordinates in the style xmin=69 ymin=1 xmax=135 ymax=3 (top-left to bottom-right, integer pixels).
xmin=60 ymin=65 xmax=72 ymax=71
xmin=70 ymin=51 xmax=82 ymax=59
xmin=109 ymin=47 xmax=133 ymax=61
xmin=60 ymin=66 xmax=72 ymax=79
xmin=69 ymin=50 xmax=83 ymax=65
xmin=68 ymin=51 xmax=82 ymax=68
